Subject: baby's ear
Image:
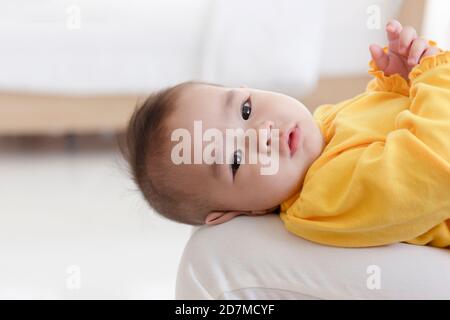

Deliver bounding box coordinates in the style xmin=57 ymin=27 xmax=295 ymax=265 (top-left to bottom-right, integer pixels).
xmin=205 ymin=211 xmax=244 ymax=225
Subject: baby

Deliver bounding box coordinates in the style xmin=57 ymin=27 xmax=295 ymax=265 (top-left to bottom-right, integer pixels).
xmin=123 ymin=20 xmax=450 ymax=248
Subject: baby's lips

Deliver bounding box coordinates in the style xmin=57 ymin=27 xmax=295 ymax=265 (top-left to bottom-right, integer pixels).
xmin=287 ymin=126 xmax=301 ymax=157
xmin=279 ymin=124 xmax=300 ymax=158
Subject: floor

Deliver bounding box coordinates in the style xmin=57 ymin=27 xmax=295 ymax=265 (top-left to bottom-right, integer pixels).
xmin=0 ymin=135 xmax=192 ymax=299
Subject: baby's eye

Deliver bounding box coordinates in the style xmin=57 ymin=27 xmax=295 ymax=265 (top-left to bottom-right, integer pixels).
xmin=231 ymin=149 xmax=242 ymax=178
xmin=241 ymin=97 xmax=252 ymax=120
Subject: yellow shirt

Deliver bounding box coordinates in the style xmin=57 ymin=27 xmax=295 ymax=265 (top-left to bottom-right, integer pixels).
xmin=280 ymin=50 xmax=450 ymax=248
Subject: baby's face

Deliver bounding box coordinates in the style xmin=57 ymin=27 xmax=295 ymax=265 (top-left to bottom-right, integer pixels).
xmin=167 ymin=84 xmax=323 ymax=221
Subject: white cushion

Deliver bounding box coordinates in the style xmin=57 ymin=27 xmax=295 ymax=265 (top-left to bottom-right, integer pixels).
xmin=176 ymin=214 xmax=450 ymax=299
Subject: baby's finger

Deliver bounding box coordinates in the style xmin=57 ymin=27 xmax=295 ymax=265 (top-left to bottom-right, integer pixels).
xmin=386 ymin=20 xmax=402 ymax=39
xmin=407 ymin=38 xmax=428 ymax=65
xmin=422 ymin=46 xmax=440 ymax=59
xmin=386 ymin=20 xmax=402 ymax=53
xmin=370 ymin=44 xmax=390 ymax=70
xmin=399 ymin=26 xmax=418 ymax=55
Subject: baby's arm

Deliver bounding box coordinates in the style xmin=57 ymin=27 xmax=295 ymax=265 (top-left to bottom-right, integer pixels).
xmin=370 ymin=19 xmax=450 ymax=160
xmin=286 ymin=28 xmax=449 ymax=247
xmin=402 ymin=46 xmax=450 ymax=162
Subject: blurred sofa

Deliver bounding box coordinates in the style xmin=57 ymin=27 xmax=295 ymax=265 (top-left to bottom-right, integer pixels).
xmin=0 ymin=0 xmax=432 ymax=135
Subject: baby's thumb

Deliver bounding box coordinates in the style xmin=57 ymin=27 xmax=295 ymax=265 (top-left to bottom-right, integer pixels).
xmin=369 ymin=44 xmax=389 ymax=70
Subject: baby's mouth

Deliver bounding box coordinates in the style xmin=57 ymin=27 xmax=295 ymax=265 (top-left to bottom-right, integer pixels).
xmin=287 ymin=125 xmax=301 ymax=157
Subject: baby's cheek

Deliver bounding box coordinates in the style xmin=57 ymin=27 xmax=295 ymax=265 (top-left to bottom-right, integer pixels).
xmin=254 ymin=170 xmax=292 ymax=203
xmin=240 ymin=159 xmax=296 ymax=206
xmin=241 ymin=168 xmax=273 ymax=198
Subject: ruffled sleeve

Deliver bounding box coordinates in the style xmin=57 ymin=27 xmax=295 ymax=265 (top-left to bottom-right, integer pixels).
xmin=366 ymin=46 xmax=410 ymax=96
xmin=366 ymin=41 xmax=444 ymax=96
xmin=409 ymin=49 xmax=450 ymax=81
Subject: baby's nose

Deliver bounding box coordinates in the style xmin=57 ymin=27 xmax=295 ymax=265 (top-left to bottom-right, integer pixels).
xmin=258 ymin=120 xmax=275 ymax=148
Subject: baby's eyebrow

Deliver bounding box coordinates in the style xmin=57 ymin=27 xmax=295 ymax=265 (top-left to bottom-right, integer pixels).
xmin=211 ymin=162 xmax=228 ymax=183
xmin=223 ymin=90 xmax=235 ymax=112
xmin=210 ymin=162 xmax=222 ymax=179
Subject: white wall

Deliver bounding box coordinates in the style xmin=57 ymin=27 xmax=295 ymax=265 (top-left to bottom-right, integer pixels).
xmin=319 ymin=0 xmax=403 ymax=77
xmin=0 ymin=0 xmax=210 ymax=94
xmin=422 ymin=0 xmax=450 ymax=49
xmin=0 ymin=0 xmax=404 ymax=95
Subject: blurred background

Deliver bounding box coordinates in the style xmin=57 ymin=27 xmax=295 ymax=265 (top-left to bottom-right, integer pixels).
xmin=0 ymin=0 xmax=448 ymax=299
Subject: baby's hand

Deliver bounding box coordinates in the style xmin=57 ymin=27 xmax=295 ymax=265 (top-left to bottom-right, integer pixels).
xmin=369 ymin=19 xmax=440 ymax=80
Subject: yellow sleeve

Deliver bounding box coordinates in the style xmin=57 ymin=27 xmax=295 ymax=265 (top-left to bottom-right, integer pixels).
xmin=365 ymin=41 xmax=440 ymax=96
xmin=366 ymin=65 xmax=410 ymax=96
xmin=281 ymin=50 xmax=450 ymax=248
xmin=403 ymin=50 xmax=450 ymax=161
xmin=366 ymin=46 xmax=410 ymax=96
xmin=313 ymin=47 xmax=421 ymax=142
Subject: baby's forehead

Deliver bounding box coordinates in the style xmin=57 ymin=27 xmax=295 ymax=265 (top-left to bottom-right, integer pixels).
xmin=169 ymin=84 xmax=228 ymax=127
xmin=179 ymin=83 xmax=227 ymax=104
